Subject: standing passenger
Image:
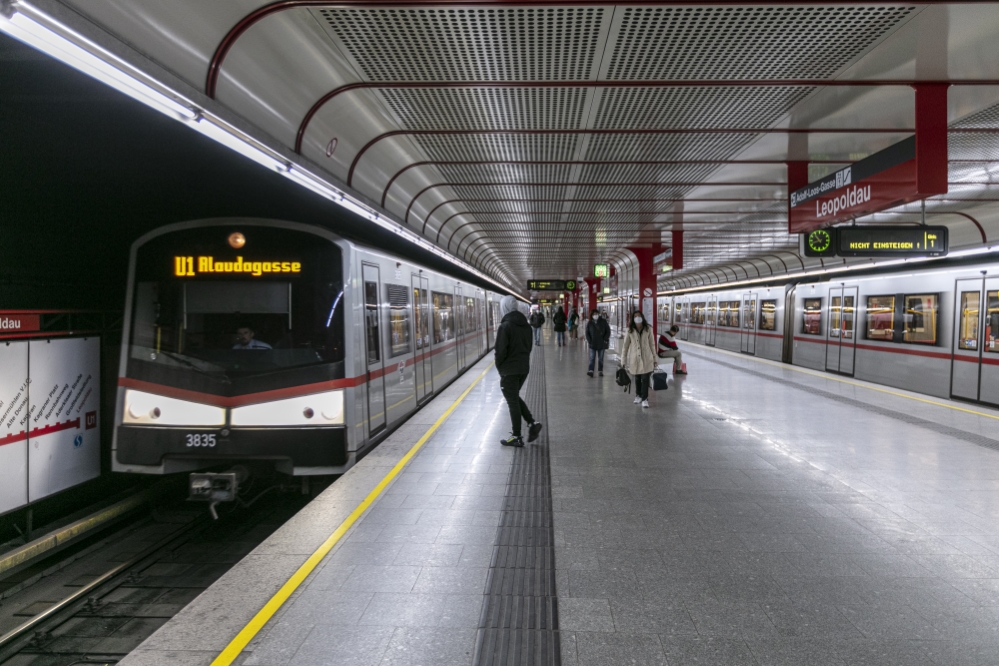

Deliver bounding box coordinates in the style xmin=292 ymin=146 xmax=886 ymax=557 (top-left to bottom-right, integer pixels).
xmin=585 ymin=309 xmax=611 ymax=377
xmin=621 ymin=311 xmax=657 ymax=408
xmin=495 ymin=296 xmax=543 ymax=447
xmin=528 ymin=305 xmax=545 ymax=346
xmin=553 ymin=306 xmax=567 ymax=347
xmin=568 ymin=309 xmax=580 ymax=340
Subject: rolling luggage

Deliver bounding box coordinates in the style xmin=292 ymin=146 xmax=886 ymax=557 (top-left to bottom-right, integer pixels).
xmin=651 ymin=367 xmax=669 ymax=391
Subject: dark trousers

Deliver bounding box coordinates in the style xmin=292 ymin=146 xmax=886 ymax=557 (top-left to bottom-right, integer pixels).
xmin=634 ymin=372 xmax=651 ymax=400
xmin=588 ymin=348 xmax=605 ymax=372
xmin=500 ymin=373 xmax=533 ymax=436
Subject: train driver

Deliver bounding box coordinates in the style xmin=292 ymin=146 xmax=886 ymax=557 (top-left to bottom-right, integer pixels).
xmin=233 ymin=325 xmax=272 ymax=350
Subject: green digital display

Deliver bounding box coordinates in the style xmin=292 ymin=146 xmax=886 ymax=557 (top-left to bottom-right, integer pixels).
xmin=528 ymin=279 xmax=576 ymax=291
xmin=593 ymin=264 xmax=610 ymax=278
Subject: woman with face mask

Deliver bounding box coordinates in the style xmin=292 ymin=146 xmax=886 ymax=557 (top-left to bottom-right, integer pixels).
xmin=620 ymin=311 xmax=657 ymax=407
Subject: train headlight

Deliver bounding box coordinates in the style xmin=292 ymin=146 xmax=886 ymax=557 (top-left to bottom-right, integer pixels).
xmin=123 ymin=390 xmax=226 ymax=426
xmin=230 ymin=390 xmax=344 ymax=426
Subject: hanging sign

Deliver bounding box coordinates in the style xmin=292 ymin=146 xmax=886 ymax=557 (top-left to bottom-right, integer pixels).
xmin=789 ymin=136 xmax=947 ymax=234
xmin=527 ymin=279 xmax=576 ymax=291
xmin=0 ymin=312 xmax=41 ymax=334
xmin=593 ymin=264 xmax=609 ymax=278
xmin=837 ymin=225 xmax=948 ymax=257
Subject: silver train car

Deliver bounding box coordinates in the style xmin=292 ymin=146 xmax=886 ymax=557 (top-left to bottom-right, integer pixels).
xmin=657 ymin=259 xmax=999 ymax=405
xmin=113 ymin=218 xmax=502 ymax=476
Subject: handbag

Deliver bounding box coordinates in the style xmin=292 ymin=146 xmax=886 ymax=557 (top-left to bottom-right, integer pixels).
xmin=651 ymin=365 xmax=669 ymax=391
xmin=615 ymin=366 xmax=632 ymax=392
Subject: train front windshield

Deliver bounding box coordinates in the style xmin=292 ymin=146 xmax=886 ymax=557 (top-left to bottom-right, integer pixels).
xmin=127 ymin=226 xmax=345 ymax=396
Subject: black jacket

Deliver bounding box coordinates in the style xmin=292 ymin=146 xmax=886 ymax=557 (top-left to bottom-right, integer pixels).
xmin=553 ymin=309 xmax=567 ymax=333
xmin=495 ymin=310 xmax=533 ymax=376
xmin=528 ymin=311 xmax=545 ymax=328
xmin=585 ymin=317 xmax=611 ymax=350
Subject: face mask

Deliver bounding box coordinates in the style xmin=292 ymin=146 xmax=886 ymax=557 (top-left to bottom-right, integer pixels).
xmin=634 ymin=317 xmax=643 ymax=325
xmin=592 ymin=315 xmax=598 ymax=321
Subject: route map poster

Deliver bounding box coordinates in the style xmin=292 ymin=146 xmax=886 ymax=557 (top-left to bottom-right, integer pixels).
xmin=0 ymin=337 xmax=101 ymax=514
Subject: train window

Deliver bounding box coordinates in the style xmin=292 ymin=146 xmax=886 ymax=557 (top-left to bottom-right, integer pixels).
xmin=902 ymin=294 xmax=938 ymax=345
xmin=829 ymin=296 xmax=842 ymax=337
xmin=987 ymin=291 xmax=999 ymax=353
xmin=729 ymin=302 xmax=740 ymax=328
xmin=365 ymin=281 xmax=380 ymax=364
xmin=413 ymin=287 xmax=430 ymax=350
xmin=802 ymin=298 xmax=822 ymax=335
xmin=959 ymin=291 xmax=981 ymax=351
xmin=386 ymin=284 xmax=411 ymax=358
xmin=743 ymin=300 xmax=755 ymax=330
xmin=866 ymin=295 xmax=895 ymax=341
xmin=432 ymin=292 xmax=453 ymax=343
xmin=842 ymin=295 xmax=855 ymax=339
xmin=760 ymin=300 xmax=777 ymax=331
xmin=706 ymin=302 xmax=716 ymax=326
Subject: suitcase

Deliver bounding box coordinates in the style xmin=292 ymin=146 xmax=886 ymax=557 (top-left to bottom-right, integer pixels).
xmin=651 ymin=369 xmax=669 ymax=391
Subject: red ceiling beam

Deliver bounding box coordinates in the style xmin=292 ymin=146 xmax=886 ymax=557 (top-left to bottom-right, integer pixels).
xmin=209 ymin=2 xmax=984 ymax=99
xmin=297 ymin=81 xmax=999 ymax=152
xmin=349 ymin=128 xmax=917 ymax=186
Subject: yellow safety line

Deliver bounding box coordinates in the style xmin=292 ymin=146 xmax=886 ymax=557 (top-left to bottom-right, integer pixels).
xmin=210 ymin=361 xmax=495 ymax=666
xmin=691 ymin=343 xmax=999 ymax=422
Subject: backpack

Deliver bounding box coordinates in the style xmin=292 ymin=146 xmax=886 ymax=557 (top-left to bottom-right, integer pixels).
xmin=615 ymin=367 xmax=632 ymax=392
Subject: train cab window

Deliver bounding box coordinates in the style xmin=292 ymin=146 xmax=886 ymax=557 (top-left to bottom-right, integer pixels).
xmin=364 ymin=281 xmax=380 ymax=364
xmin=866 ymin=295 xmax=895 ymax=341
xmin=986 ymin=291 xmax=999 ymax=353
xmin=432 ymin=292 xmax=454 ymax=343
xmin=387 ymin=284 xmax=411 ymax=358
xmin=902 ymin=294 xmax=938 ymax=345
xmin=802 ymin=298 xmax=822 ymax=335
xmin=127 ymin=226 xmax=346 ymax=395
xmin=760 ymin=300 xmax=777 ymax=331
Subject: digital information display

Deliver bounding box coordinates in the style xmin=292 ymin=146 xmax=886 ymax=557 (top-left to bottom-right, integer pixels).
xmin=174 ymin=256 xmax=302 ymax=278
xmin=593 ymin=264 xmax=610 ymax=278
xmin=837 ymin=226 xmax=948 ymax=257
xmin=527 ymin=279 xmax=577 ymax=291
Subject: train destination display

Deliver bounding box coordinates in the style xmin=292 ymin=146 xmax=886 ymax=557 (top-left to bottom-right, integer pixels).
xmin=789 ymin=136 xmax=947 ymax=234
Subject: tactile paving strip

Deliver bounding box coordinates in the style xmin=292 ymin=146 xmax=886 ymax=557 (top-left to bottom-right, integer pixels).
xmin=686 ymin=351 xmax=999 ymax=453
xmin=473 ymin=344 xmax=560 ymax=666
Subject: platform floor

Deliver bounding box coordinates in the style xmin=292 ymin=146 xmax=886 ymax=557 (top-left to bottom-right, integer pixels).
xmin=123 ymin=330 xmax=999 ymax=666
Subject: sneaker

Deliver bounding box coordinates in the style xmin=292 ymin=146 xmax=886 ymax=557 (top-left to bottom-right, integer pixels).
xmin=598 ymin=371 xmax=603 ymax=376
xmin=528 ymin=422 xmax=543 ymax=442
xmin=642 ymin=400 xmax=650 ymax=408
xmin=587 ymin=371 xmax=594 ymax=377
xmin=634 ymin=397 xmax=641 ymax=404
xmin=500 ymin=435 xmax=525 ymax=447
xmin=676 ymin=370 xmax=688 ymax=375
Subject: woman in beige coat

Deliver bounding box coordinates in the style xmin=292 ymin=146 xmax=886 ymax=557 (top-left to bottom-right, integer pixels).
xmin=620 ymin=311 xmax=657 ymax=408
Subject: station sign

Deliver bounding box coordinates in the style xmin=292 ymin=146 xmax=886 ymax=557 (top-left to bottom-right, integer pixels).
xmin=593 ymin=264 xmax=609 ymax=278
xmin=789 ymin=136 xmax=947 ymax=234
xmin=838 ymin=225 xmax=948 ymax=257
xmin=0 ymin=312 xmax=41 ymax=334
xmin=527 ymin=279 xmax=576 ymax=291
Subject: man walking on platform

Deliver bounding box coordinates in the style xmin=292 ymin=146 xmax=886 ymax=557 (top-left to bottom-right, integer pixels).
xmin=495 ymin=296 xmax=543 ymax=447
xmin=585 ymin=309 xmax=611 ymax=377
xmin=528 ymin=305 xmax=545 ymax=345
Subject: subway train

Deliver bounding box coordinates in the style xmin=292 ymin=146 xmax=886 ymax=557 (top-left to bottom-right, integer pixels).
xmin=656 ymin=259 xmax=999 ymax=406
xmin=113 ymin=218 xmax=503 ymax=477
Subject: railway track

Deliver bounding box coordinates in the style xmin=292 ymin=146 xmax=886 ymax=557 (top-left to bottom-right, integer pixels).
xmin=0 ymin=481 xmax=322 ymax=665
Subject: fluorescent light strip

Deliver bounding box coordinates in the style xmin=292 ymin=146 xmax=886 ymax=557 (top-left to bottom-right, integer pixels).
xmin=659 ymin=245 xmax=999 ymax=296
xmin=0 ymin=2 xmax=521 ymax=299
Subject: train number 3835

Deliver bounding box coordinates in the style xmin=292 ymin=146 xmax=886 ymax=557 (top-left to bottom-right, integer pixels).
xmin=185 ymin=434 xmax=217 ymax=448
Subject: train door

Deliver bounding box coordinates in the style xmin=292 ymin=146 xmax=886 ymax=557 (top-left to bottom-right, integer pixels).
xmin=951 ymin=277 xmax=999 ymax=404
xmin=412 ymin=274 xmax=431 ymax=405
xmin=741 ymin=292 xmax=758 ymax=355
xmin=681 ymin=297 xmax=690 ymax=341
xmin=825 ymin=286 xmax=858 ymax=375
xmin=363 ymin=264 xmax=387 ymax=435
xmin=705 ymin=296 xmax=717 ymax=346
xmin=782 ymin=285 xmax=796 ymax=364
xmin=486 ymin=293 xmax=495 ymax=348
xmin=454 ymin=286 xmax=466 ymax=369
xmin=477 ymin=291 xmax=487 ymax=356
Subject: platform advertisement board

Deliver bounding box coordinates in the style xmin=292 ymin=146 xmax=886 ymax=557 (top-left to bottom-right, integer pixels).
xmin=0 ymin=342 xmax=30 ymax=515
xmin=26 ymin=337 xmax=101 ymax=503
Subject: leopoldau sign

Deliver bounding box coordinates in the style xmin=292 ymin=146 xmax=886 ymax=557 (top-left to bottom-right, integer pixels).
xmin=789 ymin=135 xmax=947 ymax=234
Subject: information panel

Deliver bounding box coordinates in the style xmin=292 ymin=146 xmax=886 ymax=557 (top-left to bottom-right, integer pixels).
xmin=0 ymin=342 xmax=29 ymax=514
xmin=837 ymin=226 xmax=948 ymax=257
xmin=593 ymin=264 xmax=609 ymax=278
xmin=527 ymin=279 xmax=576 ymax=291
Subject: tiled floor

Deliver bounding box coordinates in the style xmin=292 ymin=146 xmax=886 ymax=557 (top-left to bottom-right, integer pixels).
xmin=549 ymin=336 xmax=999 ymax=666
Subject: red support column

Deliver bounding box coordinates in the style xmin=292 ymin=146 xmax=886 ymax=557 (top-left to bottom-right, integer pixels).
xmin=627 ymin=246 xmax=662 ymax=339
xmin=913 ymin=83 xmax=949 ymax=196
xmin=786 ymin=161 xmax=810 ymax=234
xmin=670 ymin=230 xmax=684 ymax=271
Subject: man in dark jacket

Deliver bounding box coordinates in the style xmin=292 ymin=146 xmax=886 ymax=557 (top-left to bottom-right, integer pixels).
xmin=552 ymin=307 xmax=567 ymax=346
xmin=528 ymin=306 xmax=545 ymax=345
xmin=495 ymin=296 xmax=543 ymax=447
xmin=584 ymin=310 xmax=611 ymax=377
